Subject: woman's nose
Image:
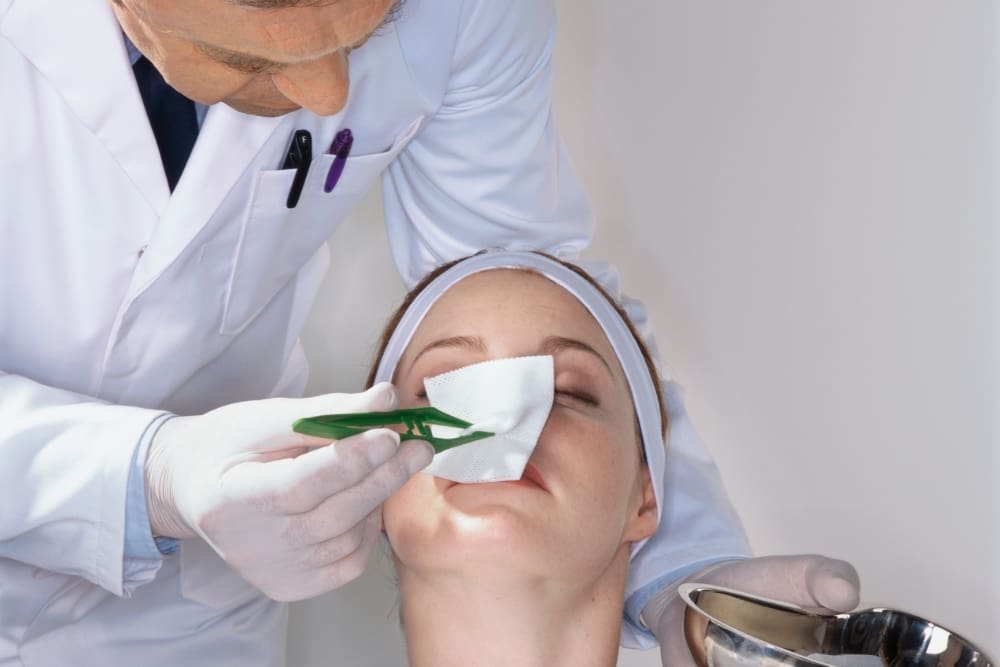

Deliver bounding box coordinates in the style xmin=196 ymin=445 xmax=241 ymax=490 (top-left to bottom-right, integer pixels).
xmin=272 ymin=50 xmax=351 ymax=117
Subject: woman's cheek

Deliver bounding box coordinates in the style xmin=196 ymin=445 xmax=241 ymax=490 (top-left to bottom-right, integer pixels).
xmin=573 ymin=430 xmax=637 ymax=514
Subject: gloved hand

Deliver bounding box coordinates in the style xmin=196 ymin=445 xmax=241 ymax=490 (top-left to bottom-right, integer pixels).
xmin=646 ymin=554 xmax=861 ymax=666
xmin=144 ymin=382 xmax=433 ymax=601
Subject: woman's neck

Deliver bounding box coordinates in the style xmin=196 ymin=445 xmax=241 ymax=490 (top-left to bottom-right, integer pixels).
xmin=398 ymin=551 xmax=629 ymax=667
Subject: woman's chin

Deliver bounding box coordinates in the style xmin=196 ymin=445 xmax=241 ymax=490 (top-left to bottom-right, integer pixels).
xmin=440 ymin=488 xmax=555 ymax=541
xmin=394 ymin=510 xmax=559 ymax=577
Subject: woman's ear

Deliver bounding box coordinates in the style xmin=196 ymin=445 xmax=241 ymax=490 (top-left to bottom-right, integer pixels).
xmin=623 ymin=464 xmax=658 ymax=543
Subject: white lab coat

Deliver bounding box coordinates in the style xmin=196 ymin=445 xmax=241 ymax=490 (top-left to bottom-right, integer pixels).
xmin=0 ymin=0 xmax=749 ymax=662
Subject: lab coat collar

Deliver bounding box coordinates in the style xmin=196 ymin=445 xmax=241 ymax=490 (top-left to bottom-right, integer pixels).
xmin=2 ymin=0 xmax=170 ymax=212
xmin=2 ymin=0 xmax=299 ymax=304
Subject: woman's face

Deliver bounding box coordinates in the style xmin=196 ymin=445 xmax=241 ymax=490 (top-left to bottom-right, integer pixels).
xmin=382 ymin=269 xmax=657 ymax=585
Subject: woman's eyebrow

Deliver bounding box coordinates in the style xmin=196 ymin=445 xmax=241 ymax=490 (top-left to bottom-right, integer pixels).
xmin=540 ymin=336 xmax=614 ymax=378
xmin=408 ymin=335 xmax=486 ymax=370
xmin=405 ymin=334 xmax=614 ymax=378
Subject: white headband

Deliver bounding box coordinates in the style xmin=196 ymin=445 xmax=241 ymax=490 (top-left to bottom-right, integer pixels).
xmin=373 ymin=250 xmax=667 ymax=536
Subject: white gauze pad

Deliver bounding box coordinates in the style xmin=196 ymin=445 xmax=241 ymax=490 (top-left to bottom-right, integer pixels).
xmin=423 ymin=355 xmax=553 ymax=483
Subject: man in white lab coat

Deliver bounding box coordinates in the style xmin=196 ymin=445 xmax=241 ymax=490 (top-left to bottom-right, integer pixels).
xmin=0 ymin=0 xmax=859 ymax=664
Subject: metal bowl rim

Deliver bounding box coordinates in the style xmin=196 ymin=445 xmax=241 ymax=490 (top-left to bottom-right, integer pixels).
xmin=680 ymin=582 xmax=835 ymax=665
xmin=679 ymin=583 xmax=995 ymax=665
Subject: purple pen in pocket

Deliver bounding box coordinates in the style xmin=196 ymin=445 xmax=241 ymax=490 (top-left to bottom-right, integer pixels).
xmin=324 ymin=128 xmax=353 ymax=193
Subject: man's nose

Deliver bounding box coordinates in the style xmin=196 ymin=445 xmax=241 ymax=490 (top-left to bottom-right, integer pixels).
xmin=272 ymin=50 xmax=351 ymax=117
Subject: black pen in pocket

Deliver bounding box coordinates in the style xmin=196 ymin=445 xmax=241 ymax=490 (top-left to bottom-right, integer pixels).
xmin=281 ymin=129 xmax=312 ymax=209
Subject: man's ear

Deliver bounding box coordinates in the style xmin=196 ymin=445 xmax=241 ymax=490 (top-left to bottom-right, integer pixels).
xmin=623 ymin=464 xmax=658 ymax=543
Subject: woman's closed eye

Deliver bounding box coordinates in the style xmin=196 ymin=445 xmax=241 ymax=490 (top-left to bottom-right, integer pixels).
xmin=555 ymin=388 xmax=599 ymax=408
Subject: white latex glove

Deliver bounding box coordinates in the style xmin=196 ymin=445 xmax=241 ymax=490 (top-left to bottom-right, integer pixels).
xmin=145 ymin=382 xmax=433 ymax=601
xmin=645 ymin=554 xmax=861 ymax=666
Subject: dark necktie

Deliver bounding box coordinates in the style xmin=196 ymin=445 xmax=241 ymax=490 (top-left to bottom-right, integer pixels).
xmin=132 ymin=56 xmax=199 ymax=191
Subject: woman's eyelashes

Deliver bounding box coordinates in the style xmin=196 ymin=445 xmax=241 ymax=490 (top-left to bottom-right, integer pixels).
xmin=555 ymin=387 xmax=599 ymax=408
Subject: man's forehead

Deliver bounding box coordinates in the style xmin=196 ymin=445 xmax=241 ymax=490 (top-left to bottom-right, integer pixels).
xmin=225 ymin=0 xmax=340 ymax=8
xmin=133 ymin=0 xmax=394 ymax=60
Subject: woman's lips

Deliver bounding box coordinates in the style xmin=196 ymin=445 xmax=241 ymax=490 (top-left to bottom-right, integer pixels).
xmin=440 ymin=462 xmax=549 ymax=491
xmin=520 ymin=462 xmax=548 ymax=491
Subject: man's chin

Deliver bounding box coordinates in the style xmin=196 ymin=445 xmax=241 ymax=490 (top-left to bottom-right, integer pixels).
xmin=224 ymin=99 xmax=300 ymax=117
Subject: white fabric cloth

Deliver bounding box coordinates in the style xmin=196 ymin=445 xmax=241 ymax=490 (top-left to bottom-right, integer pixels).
xmin=423 ymin=355 xmax=554 ymax=483
xmin=0 ymin=0 xmax=748 ymax=661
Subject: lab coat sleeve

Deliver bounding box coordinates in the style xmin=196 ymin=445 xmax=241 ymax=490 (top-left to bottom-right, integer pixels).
xmin=382 ymin=0 xmax=593 ymax=287
xmin=0 ymin=371 xmax=169 ymax=596
xmin=383 ymin=0 xmax=752 ymax=649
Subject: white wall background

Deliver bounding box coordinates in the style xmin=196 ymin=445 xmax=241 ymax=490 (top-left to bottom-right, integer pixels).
xmin=289 ymin=1 xmax=999 ymax=664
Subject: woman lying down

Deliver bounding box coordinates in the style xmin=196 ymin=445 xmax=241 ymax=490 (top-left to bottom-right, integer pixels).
xmin=361 ymin=249 xmax=862 ymax=664
xmin=367 ymin=250 xmax=669 ymax=665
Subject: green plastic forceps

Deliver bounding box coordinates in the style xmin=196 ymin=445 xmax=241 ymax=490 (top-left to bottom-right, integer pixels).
xmin=292 ymin=406 xmax=494 ymax=454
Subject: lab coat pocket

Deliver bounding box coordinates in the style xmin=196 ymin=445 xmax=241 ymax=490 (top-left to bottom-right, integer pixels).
xmin=220 ymin=116 xmax=424 ymax=335
xmin=179 ymin=538 xmax=260 ymax=610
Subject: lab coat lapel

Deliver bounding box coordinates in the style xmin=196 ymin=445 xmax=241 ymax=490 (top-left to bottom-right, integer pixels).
xmin=3 ymin=0 xmax=290 ymax=303
xmin=128 ymin=105 xmax=290 ymax=302
xmin=2 ymin=0 xmax=170 ymax=214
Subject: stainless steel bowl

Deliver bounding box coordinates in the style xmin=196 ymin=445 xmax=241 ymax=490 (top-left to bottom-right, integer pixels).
xmin=681 ymin=583 xmax=994 ymax=667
